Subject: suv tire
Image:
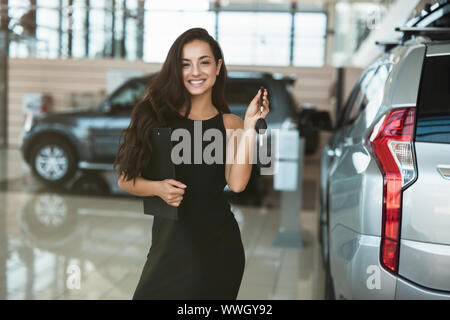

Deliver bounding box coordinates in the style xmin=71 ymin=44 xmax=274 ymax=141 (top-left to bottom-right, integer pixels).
xmin=29 ymin=136 xmax=77 ymax=185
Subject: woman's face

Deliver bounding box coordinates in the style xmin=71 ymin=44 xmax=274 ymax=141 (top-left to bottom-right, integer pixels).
xmin=181 ymin=39 xmax=222 ymax=97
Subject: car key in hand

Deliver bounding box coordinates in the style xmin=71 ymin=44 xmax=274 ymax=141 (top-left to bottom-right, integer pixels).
xmin=255 ymin=86 xmax=267 ymax=147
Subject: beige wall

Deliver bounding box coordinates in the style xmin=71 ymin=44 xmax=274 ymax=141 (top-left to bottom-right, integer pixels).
xmin=9 ymin=58 xmax=340 ymax=156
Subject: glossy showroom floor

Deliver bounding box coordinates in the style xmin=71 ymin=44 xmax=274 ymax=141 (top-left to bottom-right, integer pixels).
xmin=0 ymin=148 xmax=325 ymax=300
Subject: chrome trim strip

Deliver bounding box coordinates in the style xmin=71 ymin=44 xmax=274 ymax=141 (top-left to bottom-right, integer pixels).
xmin=78 ymin=161 xmax=113 ymax=170
xmin=426 ymin=52 xmax=450 ymax=57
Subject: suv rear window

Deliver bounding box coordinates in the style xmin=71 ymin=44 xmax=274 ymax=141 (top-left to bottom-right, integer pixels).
xmin=415 ymin=54 xmax=450 ymax=144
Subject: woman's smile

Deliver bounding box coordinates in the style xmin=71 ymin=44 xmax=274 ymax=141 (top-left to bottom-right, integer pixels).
xmin=188 ymin=79 xmax=206 ymax=87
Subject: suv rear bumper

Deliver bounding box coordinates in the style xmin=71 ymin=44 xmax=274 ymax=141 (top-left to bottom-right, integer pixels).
xmin=330 ymin=229 xmax=397 ymax=299
xmin=330 ymin=229 xmax=450 ymax=299
xmin=398 ymin=239 xmax=450 ymax=292
xmin=396 ymin=278 xmax=450 ymax=299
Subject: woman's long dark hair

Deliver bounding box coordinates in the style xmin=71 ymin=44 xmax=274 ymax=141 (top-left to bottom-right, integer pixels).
xmin=113 ymin=28 xmax=230 ymax=184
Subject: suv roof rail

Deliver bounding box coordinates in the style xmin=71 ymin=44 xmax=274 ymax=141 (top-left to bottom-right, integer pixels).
xmin=396 ymin=26 xmax=450 ymax=33
xmin=406 ymin=0 xmax=450 ymax=26
xmin=395 ymin=26 xmax=450 ymax=41
xmin=375 ymin=40 xmax=402 ymax=53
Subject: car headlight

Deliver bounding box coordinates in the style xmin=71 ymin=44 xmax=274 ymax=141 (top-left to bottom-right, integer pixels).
xmin=24 ymin=112 xmax=34 ymax=132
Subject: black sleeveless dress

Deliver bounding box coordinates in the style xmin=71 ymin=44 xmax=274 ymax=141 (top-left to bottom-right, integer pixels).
xmin=132 ymin=112 xmax=246 ymax=300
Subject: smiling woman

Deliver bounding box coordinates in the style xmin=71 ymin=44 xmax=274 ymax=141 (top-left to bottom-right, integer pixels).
xmin=114 ymin=27 xmax=269 ymax=300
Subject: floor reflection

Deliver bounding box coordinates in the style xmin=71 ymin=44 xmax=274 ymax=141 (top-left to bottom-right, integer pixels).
xmin=0 ymin=149 xmax=324 ymax=300
xmin=3 ymin=192 xmax=152 ymax=299
xmin=0 ymin=169 xmax=256 ymax=299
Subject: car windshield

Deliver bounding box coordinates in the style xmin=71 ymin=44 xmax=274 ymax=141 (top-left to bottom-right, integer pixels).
xmin=109 ymin=81 xmax=147 ymax=110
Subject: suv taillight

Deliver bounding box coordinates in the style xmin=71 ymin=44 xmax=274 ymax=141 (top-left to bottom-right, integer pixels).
xmin=369 ymin=107 xmax=417 ymax=274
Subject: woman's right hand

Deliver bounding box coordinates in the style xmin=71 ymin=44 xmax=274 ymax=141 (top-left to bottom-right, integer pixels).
xmin=157 ymin=179 xmax=187 ymax=207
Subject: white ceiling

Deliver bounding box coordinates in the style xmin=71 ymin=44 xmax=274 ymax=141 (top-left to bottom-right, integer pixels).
xmin=218 ymin=0 xmax=392 ymax=11
xmin=224 ymin=0 xmax=388 ymax=4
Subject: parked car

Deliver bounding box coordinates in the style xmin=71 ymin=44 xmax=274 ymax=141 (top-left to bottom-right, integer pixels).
xmin=320 ymin=2 xmax=450 ymax=299
xmin=20 ymin=71 xmax=302 ymax=190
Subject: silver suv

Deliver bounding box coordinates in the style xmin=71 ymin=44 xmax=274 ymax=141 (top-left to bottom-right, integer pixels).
xmin=320 ymin=21 xmax=450 ymax=298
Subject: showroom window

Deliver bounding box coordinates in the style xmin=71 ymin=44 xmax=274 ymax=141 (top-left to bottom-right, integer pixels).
xmin=218 ymin=12 xmax=291 ymax=66
xmin=143 ymin=10 xmax=216 ymax=63
xmin=7 ymin=1 xmax=328 ymax=67
xmin=35 ymin=0 xmax=60 ymax=59
xmin=71 ymin=0 xmax=87 ymax=58
xmin=89 ymin=0 xmax=107 ymax=58
xmin=8 ymin=0 xmax=33 ymax=58
xmin=293 ymin=12 xmax=327 ymax=67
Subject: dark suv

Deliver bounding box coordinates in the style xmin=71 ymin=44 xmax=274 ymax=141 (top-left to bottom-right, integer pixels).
xmin=20 ymin=71 xmax=299 ymax=186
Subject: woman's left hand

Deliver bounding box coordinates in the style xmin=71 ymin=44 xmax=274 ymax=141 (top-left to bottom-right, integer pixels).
xmin=244 ymin=88 xmax=269 ymax=130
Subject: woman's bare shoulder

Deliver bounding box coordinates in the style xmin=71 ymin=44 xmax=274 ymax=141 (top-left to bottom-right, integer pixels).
xmin=223 ymin=113 xmax=244 ymax=130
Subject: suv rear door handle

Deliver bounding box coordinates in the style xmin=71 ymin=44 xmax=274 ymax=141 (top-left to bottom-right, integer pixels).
xmin=437 ymin=165 xmax=450 ymax=180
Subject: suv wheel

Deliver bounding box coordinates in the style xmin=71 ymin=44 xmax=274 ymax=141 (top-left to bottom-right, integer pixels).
xmin=30 ymin=137 xmax=77 ymax=185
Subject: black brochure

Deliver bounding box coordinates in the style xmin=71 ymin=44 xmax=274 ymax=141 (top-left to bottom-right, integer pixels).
xmin=141 ymin=127 xmax=178 ymax=220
